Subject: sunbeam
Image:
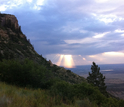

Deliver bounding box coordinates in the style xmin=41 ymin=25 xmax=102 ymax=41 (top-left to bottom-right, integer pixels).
xmin=56 ymin=54 xmax=75 ymax=68
xmin=64 ymin=55 xmax=75 ymax=68
xmin=56 ymin=55 xmax=64 ymax=66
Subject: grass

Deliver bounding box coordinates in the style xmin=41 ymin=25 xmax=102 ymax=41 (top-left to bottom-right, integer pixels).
xmin=0 ymin=82 xmax=80 ymax=107
xmin=0 ymin=82 xmax=97 ymax=107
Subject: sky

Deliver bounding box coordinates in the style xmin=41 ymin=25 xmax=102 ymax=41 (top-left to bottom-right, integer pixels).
xmin=0 ymin=0 xmax=124 ymax=68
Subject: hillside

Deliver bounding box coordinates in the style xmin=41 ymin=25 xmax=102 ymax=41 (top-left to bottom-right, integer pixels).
xmin=0 ymin=13 xmax=124 ymax=107
xmin=0 ymin=13 xmax=42 ymax=61
xmin=0 ymin=13 xmax=86 ymax=84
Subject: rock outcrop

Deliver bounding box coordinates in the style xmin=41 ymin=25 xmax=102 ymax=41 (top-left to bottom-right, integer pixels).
xmin=48 ymin=60 xmax=53 ymax=66
xmin=0 ymin=13 xmax=19 ymax=30
xmin=0 ymin=13 xmax=39 ymax=61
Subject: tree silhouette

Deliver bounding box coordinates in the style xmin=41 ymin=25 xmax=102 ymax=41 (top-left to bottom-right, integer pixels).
xmin=87 ymin=62 xmax=107 ymax=95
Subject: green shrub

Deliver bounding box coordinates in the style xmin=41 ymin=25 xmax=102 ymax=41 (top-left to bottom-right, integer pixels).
xmin=0 ymin=59 xmax=53 ymax=89
xmin=50 ymin=81 xmax=124 ymax=106
xmin=50 ymin=81 xmax=75 ymax=103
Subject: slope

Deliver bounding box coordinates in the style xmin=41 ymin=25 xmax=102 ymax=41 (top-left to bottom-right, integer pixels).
xmin=0 ymin=13 xmax=86 ymax=84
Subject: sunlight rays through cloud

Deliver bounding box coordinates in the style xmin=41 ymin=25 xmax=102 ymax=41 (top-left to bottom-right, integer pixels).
xmin=56 ymin=55 xmax=64 ymax=66
xmin=63 ymin=55 xmax=75 ymax=68
xmin=56 ymin=55 xmax=75 ymax=68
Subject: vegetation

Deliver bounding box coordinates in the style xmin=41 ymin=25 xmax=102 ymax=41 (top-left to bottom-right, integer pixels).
xmin=0 ymin=59 xmax=54 ymax=89
xmin=0 ymin=13 xmax=124 ymax=106
xmin=87 ymin=62 xmax=107 ymax=95
xmin=0 ymin=58 xmax=85 ymax=89
xmin=0 ymin=82 xmax=81 ymax=107
xmin=0 ymin=59 xmax=124 ymax=107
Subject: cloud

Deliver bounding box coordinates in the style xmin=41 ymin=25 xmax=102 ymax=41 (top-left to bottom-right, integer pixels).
xmin=87 ymin=51 xmax=124 ymax=64
xmin=1 ymin=0 xmax=124 ymax=65
xmin=0 ymin=4 xmax=7 ymax=11
xmin=0 ymin=0 xmax=45 ymax=12
xmin=93 ymin=32 xmax=110 ymax=38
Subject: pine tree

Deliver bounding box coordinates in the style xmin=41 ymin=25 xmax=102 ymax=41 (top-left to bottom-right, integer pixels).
xmin=87 ymin=62 xmax=107 ymax=95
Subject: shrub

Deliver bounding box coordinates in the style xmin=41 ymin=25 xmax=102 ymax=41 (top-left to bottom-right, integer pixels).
xmin=50 ymin=81 xmax=75 ymax=103
xmin=0 ymin=59 xmax=53 ymax=89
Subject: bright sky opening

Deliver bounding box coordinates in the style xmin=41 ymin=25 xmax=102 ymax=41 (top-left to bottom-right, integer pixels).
xmin=56 ymin=55 xmax=75 ymax=68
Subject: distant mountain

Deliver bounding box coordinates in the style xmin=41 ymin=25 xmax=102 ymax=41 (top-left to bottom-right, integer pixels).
xmin=0 ymin=13 xmax=86 ymax=84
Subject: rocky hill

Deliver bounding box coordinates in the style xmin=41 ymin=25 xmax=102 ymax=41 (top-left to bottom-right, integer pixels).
xmin=0 ymin=14 xmax=19 ymax=29
xmin=0 ymin=13 xmax=42 ymax=62
xmin=0 ymin=13 xmax=86 ymax=84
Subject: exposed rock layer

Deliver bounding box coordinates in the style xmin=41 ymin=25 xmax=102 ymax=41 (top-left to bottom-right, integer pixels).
xmin=0 ymin=14 xmax=19 ymax=29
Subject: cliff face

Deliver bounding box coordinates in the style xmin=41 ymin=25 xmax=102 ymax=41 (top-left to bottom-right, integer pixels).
xmin=0 ymin=13 xmax=40 ymax=61
xmin=0 ymin=14 xmax=19 ymax=30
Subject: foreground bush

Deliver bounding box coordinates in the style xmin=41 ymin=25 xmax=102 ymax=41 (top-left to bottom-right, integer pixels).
xmin=50 ymin=81 xmax=124 ymax=107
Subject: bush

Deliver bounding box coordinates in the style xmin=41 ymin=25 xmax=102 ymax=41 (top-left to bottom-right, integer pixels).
xmin=50 ymin=81 xmax=75 ymax=103
xmin=0 ymin=59 xmax=53 ymax=89
xmin=50 ymin=81 xmax=124 ymax=106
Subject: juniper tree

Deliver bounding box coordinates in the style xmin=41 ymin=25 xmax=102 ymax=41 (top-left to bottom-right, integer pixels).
xmin=87 ymin=62 xmax=107 ymax=94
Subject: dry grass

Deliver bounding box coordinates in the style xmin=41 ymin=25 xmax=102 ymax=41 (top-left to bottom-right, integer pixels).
xmin=0 ymin=82 xmax=97 ymax=107
xmin=0 ymin=82 xmax=80 ymax=107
